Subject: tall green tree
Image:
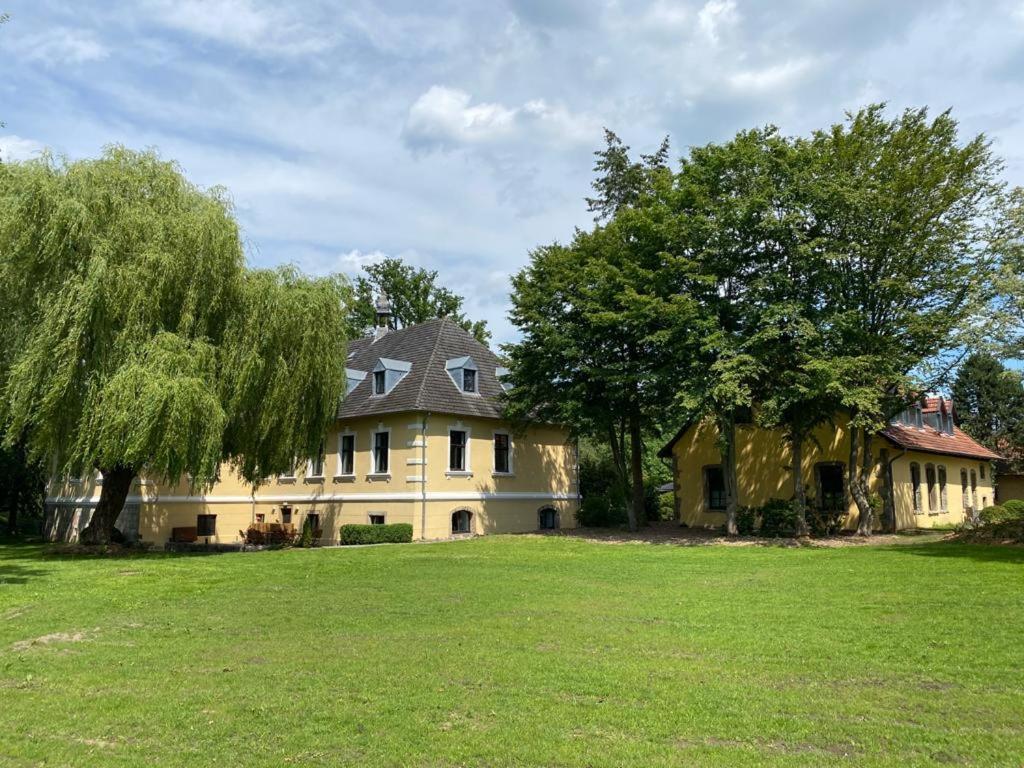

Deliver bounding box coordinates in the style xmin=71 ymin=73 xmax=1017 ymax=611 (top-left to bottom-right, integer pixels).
xmin=0 ymin=148 xmax=350 ymax=543
xmin=506 ymin=133 xmax=699 ymax=531
xmin=667 ymin=127 xmax=817 ymax=534
xmin=808 ymin=106 xmax=1012 ymax=534
xmin=347 ymin=257 xmax=489 ymax=343
xmin=952 ymin=352 xmax=1024 ymax=469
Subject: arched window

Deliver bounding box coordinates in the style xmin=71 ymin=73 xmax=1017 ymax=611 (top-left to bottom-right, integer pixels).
xmin=451 ymin=509 xmax=472 ymax=534
xmin=937 ymin=466 xmax=948 ymax=513
xmin=910 ymin=463 xmax=922 ymax=514
xmin=961 ymin=469 xmax=969 ymax=512
xmin=925 ymin=464 xmax=938 ymax=513
xmin=970 ymin=470 xmax=978 ymax=510
xmin=538 ymin=507 xmax=559 ymax=530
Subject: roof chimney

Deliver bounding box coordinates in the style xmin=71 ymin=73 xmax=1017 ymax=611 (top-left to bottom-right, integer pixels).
xmin=374 ymin=293 xmax=393 ymax=341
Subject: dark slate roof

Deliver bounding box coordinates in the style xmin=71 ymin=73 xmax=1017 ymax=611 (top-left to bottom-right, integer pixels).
xmin=337 ymin=318 xmax=506 ymax=420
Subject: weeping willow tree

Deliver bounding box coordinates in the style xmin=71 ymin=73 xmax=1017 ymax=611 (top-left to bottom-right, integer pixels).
xmin=0 ymin=148 xmax=350 ymax=543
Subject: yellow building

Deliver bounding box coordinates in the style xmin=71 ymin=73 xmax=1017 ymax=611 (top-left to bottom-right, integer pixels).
xmin=660 ymin=397 xmax=1000 ymax=531
xmin=44 ymin=313 xmax=579 ymax=545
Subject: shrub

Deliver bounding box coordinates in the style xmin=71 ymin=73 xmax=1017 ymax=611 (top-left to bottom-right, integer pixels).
xmin=295 ymin=516 xmax=322 ymax=548
xmin=657 ymin=491 xmax=676 ymax=521
xmin=978 ymin=505 xmax=1013 ymax=526
xmin=339 ymin=523 xmax=413 ymax=545
xmin=736 ymin=505 xmax=759 ymax=535
xmin=241 ymin=525 xmax=297 ymax=547
xmin=999 ymin=499 xmax=1024 ymax=519
xmin=575 ymin=496 xmax=628 ymax=527
xmin=805 ymin=507 xmax=844 ymax=536
xmin=759 ymin=498 xmax=801 ymax=538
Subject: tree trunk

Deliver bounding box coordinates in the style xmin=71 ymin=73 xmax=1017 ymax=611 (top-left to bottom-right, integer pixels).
xmin=856 ymin=431 xmax=876 ymax=536
xmin=626 ymin=416 xmax=644 ymax=532
xmin=79 ymin=464 xmax=135 ymax=545
xmin=6 ymin=506 xmax=18 ymax=536
xmin=847 ymin=426 xmax=873 ymax=537
xmin=879 ymin=448 xmax=897 ymax=533
xmin=718 ymin=414 xmax=739 ymax=536
xmin=791 ymin=434 xmax=809 ymax=537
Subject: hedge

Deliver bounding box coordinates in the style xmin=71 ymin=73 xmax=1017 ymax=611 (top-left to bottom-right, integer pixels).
xmin=339 ymin=523 xmax=413 ymax=545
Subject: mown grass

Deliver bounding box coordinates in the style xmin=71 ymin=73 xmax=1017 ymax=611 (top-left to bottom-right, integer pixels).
xmin=0 ymin=535 xmax=1022 ymax=767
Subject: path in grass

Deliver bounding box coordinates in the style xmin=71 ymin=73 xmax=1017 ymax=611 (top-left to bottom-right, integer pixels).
xmin=1 ymin=536 xmax=1022 ymax=767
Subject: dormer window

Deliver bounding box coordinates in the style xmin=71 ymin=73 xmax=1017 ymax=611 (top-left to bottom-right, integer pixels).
xmin=371 ymin=358 xmax=411 ymax=396
xmin=446 ymin=356 xmax=479 ymax=394
xmin=495 ymin=366 xmax=512 ymax=392
xmin=345 ymin=368 xmax=367 ymax=395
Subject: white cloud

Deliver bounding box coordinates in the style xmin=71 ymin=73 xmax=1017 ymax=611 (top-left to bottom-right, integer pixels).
xmin=7 ymin=27 xmax=108 ymax=65
xmin=146 ymin=0 xmax=334 ymax=55
xmin=728 ymin=57 xmax=817 ymax=93
xmin=0 ymin=135 xmax=47 ymax=162
xmin=336 ymin=248 xmax=419 ymax=277
xmin=5 ymin=1 xmax=1023 ymax=344
xmin=402 ymin=85 xmax=601 ymax=152
xmin=404 ymin=86 xmax=518 ymax=149
xmin=697 ymin=0 xmax=739 ymax=44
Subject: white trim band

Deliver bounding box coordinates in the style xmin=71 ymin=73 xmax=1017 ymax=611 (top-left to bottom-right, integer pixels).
xmin=46 ymin=491 xmax=576 ymax=505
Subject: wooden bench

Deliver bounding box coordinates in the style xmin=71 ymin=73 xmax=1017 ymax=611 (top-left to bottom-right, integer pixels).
xmin=170 ymin=526 xmax=197 ymax=543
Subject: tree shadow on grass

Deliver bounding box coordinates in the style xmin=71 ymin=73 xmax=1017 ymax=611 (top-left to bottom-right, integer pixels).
xmin=0 ymin=561 xmax=52 ymax=584
xmin=885 ymin=540 xmax=1024 ymax=565
xmin=0 ymin=539 xmax=229 ymax=563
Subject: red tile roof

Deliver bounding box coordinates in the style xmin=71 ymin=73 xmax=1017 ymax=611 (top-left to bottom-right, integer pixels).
xmin=880 ymin=423 xmax=1001 ymax=461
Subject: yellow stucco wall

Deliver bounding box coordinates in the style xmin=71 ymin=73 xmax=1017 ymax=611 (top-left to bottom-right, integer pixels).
xmin=45 ymin=412 xmax=578 ymax=544
xmin=670 ymin=417 xmax=994 ymax=531
xmin=996 ymin=473 xmax=1024 ymax=503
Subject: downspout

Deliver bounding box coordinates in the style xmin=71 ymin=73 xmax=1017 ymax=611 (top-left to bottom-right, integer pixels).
xmin=575 ymin=438 xmax=582 ymax=514
xmin=421 ymin=413 xmax=430 ymax=541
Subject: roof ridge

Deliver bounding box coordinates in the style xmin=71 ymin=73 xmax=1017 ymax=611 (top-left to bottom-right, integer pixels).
xmin=413 ymin=317 xmax=449 ymax=411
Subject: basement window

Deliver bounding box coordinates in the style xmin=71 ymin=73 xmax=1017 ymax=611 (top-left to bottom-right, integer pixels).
xmin=196 ymin=514 xmax=217 ymax=537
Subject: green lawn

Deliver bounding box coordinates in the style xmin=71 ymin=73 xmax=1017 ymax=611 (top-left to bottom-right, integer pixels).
xmin=1 ymin=536 xmax=1022 ymax=767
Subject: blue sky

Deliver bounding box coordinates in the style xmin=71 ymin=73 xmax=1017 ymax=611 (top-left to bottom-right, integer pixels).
xmin=3 ymin=1 xmax=1024 ymax=345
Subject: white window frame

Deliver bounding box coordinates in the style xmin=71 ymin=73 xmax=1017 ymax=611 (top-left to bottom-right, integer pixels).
xmin=279 ymin=459 xmax=297 ymax=482
xmin=337 ymin=430 xmax=356 ymax=478
xmin=492 ymin=430 xmax=513 ymax=476
xmin=307 ymin=439 xmax=326 ymax=480
xmin=370 ymin=427 xmax=392 ymax=477
xmin=446 ymin=423 xmax=472 ymax=476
